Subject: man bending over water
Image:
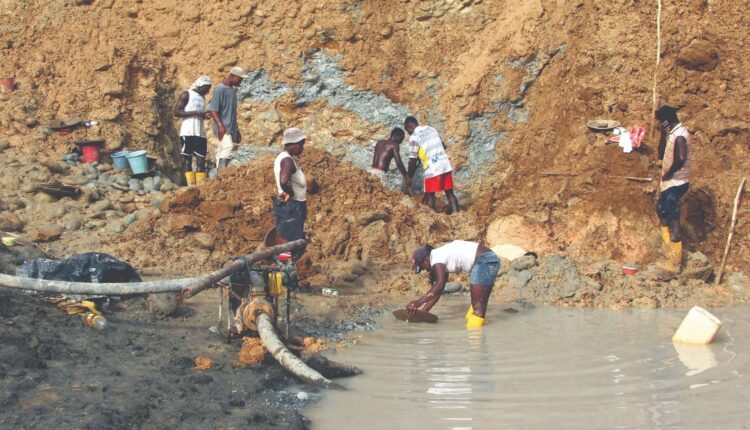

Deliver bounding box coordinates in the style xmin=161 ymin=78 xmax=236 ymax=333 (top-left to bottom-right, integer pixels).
xmin=407 ymin=240 xmax=500 ymax=329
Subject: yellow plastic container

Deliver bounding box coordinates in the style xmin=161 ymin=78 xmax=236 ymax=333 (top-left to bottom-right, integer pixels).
xmin=268 ymin=272 xmax=283 ymax=296
xmin=672 ymin=306 xmax=721 ymax=345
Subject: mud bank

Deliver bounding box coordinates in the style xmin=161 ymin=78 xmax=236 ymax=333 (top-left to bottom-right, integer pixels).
xmin=0 ymin=289 xmax=310 ymax=429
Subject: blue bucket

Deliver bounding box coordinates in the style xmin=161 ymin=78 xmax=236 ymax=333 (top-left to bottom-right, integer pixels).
xmin=126 ymin=150 xmax=148 ymax=174
xmin=111 ymin=151 xmax=130 ymax=171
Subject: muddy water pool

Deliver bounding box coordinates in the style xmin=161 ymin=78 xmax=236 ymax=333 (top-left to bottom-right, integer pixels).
xmin=305 ymin=301 xmax=750 ymax=429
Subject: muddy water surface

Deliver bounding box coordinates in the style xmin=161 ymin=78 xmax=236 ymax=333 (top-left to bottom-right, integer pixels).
xmin=305 ymin=301 xmax=750 ymax=429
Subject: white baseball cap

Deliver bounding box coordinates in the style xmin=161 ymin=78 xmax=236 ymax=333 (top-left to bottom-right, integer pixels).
xmin=229 ymin=66 xmax=249 ymax=79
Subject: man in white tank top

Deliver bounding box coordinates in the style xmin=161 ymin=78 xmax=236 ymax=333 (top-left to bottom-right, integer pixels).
xmin=272 ymin=128 xmax=308 ymax=259
xmin=406 ymin=240 xmax=501 ymax=329
xmin=174 ymin=75 xmax=211 ymax=186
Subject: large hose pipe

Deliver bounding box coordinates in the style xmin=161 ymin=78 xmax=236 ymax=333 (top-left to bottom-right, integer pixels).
xmin=256 ymin=313 xmax=342 ymax=389
xmin=0 ymin=240 xmax=306 ymax=297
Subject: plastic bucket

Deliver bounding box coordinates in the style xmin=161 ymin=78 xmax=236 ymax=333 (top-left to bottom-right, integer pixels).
xmin=126 ymin=150 xmax=148 ymax=174
xmin=0 ymin=77 xmax=15 ymax=93
xmin=111 ymin=151 xmax=130 ymax=171
xmin=672 ymin=306 xmax=721 ymax=345
xmin=81 ymin=145 xmax=101 ymax=163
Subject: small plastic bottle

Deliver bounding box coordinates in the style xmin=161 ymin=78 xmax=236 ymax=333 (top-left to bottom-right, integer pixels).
xmin=85 ymin=314 xmax=108 ymax=330
xmin=82 ymin=121 xmax=100 ymax=127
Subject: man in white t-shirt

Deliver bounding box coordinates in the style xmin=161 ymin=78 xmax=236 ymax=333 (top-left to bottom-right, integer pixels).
xmin=404 ymin=116 xmax=460 ymax=214
xmin=406 ymin=240 xmax=501 ymax=329
xmin=174 ymin=75 xmax=211 ymax=186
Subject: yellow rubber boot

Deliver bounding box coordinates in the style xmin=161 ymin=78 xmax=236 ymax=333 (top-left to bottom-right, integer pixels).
xmin=671 ymin=241 xmax=683 ymax=273
xmin=184 ymin=171 xmax=196 ymax=186
xmin=660 ymin=227 xmax=671 ymax=258
xmin=195 ymin=171 xmax=207 ymax=185
xmin=465 ymin=305 xmax=473 ymax=320
xmin=466 ymin=313 xmax=485 ymax=329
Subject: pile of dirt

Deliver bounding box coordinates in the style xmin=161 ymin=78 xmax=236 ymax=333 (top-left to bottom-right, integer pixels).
xmin=108 ymin=148 xmax=479 ymax=276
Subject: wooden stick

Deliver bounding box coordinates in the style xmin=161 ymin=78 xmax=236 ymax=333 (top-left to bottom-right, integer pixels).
xmin=715 ymin=177 xmax=746 ymax=285
xmin=606 ymin=175 xmax=653 ymax=183
xmin=540 ymin=172 xmax=578 ymax=177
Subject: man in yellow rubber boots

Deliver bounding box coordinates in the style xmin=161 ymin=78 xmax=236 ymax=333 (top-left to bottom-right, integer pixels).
xmin=406 ymin=241 xmax=500 ymax=328
xmin=174 ymin=75 xmax=212 ymax=185
xmin=656 ymin=105 xmax=692 ymax=272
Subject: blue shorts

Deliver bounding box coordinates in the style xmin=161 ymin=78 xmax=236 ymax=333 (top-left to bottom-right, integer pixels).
xmin=658 ymin=183 xmax=689 ymax=221
xmin=470 ymin=251 xmax=501 ymax=286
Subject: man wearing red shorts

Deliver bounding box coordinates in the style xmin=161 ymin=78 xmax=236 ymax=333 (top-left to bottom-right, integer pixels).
xmin=404 ymin=116 xmax=460 ymax=214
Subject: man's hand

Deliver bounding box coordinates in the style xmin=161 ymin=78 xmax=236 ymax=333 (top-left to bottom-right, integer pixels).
xmin=406 ymin=299 xmax=421 ymax=314
xmin=235 ymin=129 xmax=242 ymax=144
xmin=279 ymin=192 xmax=291 ymax=203
xmin=217 ymin=125 xmax=226 ymax=141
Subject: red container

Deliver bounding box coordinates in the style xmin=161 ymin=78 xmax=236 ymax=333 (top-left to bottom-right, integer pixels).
xmin=622 ymin=265 xmax=638 ymax=276
xmin=81 ymin=145 xmax=101 ymax=163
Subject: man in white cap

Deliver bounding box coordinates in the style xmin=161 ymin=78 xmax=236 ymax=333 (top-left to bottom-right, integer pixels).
xmin=174 ymin=75 xmax=211 ymax=186
xmin=273 ymin=128 xmax=307 ymax=259
xmin=208 ymin=66 xmax=248 ymax=170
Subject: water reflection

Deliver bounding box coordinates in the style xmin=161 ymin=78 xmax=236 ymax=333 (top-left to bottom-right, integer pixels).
xmin=304 ymin=305 xmax=750 ymax=429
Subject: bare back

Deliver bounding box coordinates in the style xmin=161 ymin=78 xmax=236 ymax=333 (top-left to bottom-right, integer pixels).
xmin=372 ymin=139 xmax=407 ymax=176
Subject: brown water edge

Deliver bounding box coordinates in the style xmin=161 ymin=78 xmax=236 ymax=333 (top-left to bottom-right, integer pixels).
xmin=305 ymin=299 xmax=750 ymax=429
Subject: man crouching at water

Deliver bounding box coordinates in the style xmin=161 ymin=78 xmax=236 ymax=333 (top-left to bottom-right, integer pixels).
xmin=406 ymin=241 xmax=500 ymax=329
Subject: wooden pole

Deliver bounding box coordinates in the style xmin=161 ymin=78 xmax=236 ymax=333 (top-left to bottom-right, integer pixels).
xmin=715 ymin=177 xmax=746 ymax=285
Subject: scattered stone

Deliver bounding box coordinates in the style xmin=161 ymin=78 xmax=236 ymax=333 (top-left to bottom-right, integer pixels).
xmin=29 ymin=224 xmax=64 ymax=242
xmin=511 ymin=254 xmax=537 ymax=271
xmin=97 ymin=163 xmax=113 ymax=173
xmin=160 ymin=182 xmax=174 ymax=192
xmin=170 ymin=214 xmax=200 ymax=232
xmin=44 ymin=205 xmax=67 ymax=221
xmin=356 ymin=210 xmax=389 ymax=226
xmin=727 ymin=273 xmax=750 ymax=297
xmin=198 ymin=201 xmax=234 ymax=221
xmin=443 ymin=282 xmax=462 ymax=294
xmin=91 ymin=199 xmax=112 ymax=213
xmin=0 ymin=140 xmax=9 ymax=151
xmin=148 ymin=293 xmax=180 ymax=318
xmin=33 ymin=193 xmax=56 ymax=203
xmin=61 ymin=175 xmax=89 ymax=186
xmin=129 ymin=179 xmax=143 ymax=192
xmin=509 ymin=270 xmax=533 ymax=289
xmin=0 ymin=213 xmax=24 ymax=231
xmin=142 ymin=177 xmax=154 ymax=192
xmin=193 ymin=232 xmax=215 ymax=251
xmin=65 ymin=215 xmax=84 ymax=231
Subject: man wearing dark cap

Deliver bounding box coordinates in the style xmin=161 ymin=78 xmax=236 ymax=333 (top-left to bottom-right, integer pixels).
xmin=273 ymin=127 xmax=307 ymax=260
xmin=656 ymin=105 xmax=692 ymax=272
xmin=406 ymin=240 xmax=500 ymax=329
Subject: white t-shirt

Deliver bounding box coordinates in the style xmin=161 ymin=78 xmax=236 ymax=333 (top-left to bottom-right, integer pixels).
xmin=274 ymin=152 xmax=306 ymax=201
xmin=179 ymin=90 xmax=206 ymax=137
xmin=430 ymin=240 xmax=479 ymax=273
xmin=408 ymin=125 xmax=452 ymax=179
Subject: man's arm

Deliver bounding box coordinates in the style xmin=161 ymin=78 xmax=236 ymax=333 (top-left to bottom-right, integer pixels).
xmin=406 ymin=264 xmax=447 ymax=314
xmin=662 ymin=137 xmax=687 ymax=181
xmin=391 ymin=146 xmax=408 ymax=177
xmin=208 ymin=89 xmax=226 ymax=140
xmin=174 ymin=92 xmax=202 ymax=118
xmin=278 ymin=157 xmax=298 ymax=199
